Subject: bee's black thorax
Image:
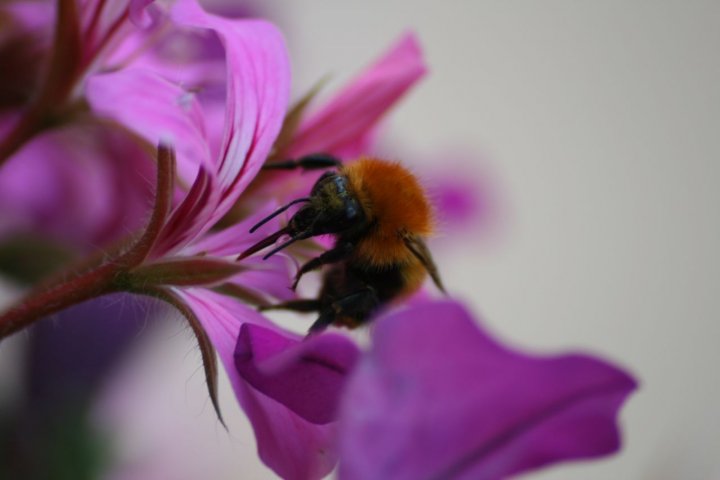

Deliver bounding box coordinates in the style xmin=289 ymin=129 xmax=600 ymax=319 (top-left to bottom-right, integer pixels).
xmin=289 ymin=172 xmax=369 ymax=239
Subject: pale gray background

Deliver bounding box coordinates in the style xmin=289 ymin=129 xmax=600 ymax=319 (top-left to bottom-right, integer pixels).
xmin=2 ymin=1 xmax=718 ymax=479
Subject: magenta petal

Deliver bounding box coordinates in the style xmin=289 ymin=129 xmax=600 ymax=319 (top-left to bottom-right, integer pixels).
xmin=0 ymin=123 xmax=152 ymax=247
xmin=431 ymin=173 xmax=486 ymax=227
xmin=85 ymin=68 xmax=212 ymax=186
xmin=175 ymin=289 xmax=338 ymax=480
xmin=286 ymin=32 xmax=426 ymax=159
xmin=179 ymin=203 xmax=296 ymax=300
xmin=229 ymin=255 xmax=296 ymax=301
xmin=181 ymin=202 xmax=283 ymax=257
xmin=235 ymin=323 xmax=360 ymax=425
xmin=4 ymin=2 xmax=54 ymax=33
xmin=128 ymin=0 xmax=156 ymax=28
xmin=338 ymin=300 xmax=637 ymax=480
xmin=151 ymin=166 xmax=219 ymax=257
xmin=171 ymin=0 xmax=290 ymax=220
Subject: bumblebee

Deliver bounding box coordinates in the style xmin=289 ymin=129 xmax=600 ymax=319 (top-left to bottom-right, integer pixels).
xmin=238 ymin=154 xmax=444 ymax=333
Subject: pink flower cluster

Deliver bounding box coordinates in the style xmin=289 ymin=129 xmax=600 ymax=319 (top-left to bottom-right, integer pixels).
xmin=0 ymin=1 xmax=636 ymax=479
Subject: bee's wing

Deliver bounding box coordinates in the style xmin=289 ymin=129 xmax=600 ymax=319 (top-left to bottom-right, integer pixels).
xmin=402 ymin=233 xmax=446 ymax=293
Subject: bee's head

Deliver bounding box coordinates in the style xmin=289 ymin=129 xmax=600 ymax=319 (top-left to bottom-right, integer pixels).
xmin=238 ymin=172 xmax=364 ymax=260
xmin=289 ymin=172 xmax=362 ymax=235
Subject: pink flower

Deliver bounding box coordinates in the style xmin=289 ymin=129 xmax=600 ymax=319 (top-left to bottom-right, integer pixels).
xmin=338 ymin=300 xmax=637 ymax=480
xmin=0 ymin=0 xmax=244 ymax=249
xmin=164 ymin=26 xmax=437 ymax=479
xmin=0 ymin=3 xmax=436 ymax=477
xmin=5 ymin=2 xmax=341 ymax=476
xmin=0 ymin=1 xmax=156 ymax=248
xmin=0 ymin=122 xmax=152 ymax=248
xmin=235 ymin=321 xmax=361 ymax=425
xmin=176 ymin=289 xmax=360 ymax=480
xmin=0 ymin=5 xmax=638 ymax=480
xmin=89 ymin=18 xmax=434 ymax=478
xmin=72 ymin=2 xmax=362 ymax=477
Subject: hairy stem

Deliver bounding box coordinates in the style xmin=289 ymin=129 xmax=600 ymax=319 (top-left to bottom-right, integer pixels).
xmin=0 ymin=142 xmax=174 ymax=339
xmin=0 ymin=262 xmax=123 ymax=340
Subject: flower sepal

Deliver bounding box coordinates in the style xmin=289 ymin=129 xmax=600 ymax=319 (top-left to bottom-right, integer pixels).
xmin=126 ymin=256 xmax=246 ymax=289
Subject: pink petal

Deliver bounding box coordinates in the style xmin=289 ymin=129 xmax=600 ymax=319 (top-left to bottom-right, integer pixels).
xmin=285 ymin=32 xmax=426 ymax=159
xmin=79 ymin=0 xmax=144 ymax=63
xmin=431 ymin=174 xmax=483 ymax=225
xmin=423 ymin=163 xmax=501 ymax=241
xmin=235 ymin=323 xmax=361 ymax=424
xmin=151 ymin=166 xmax=219 ymax=257
xmin=229 ymin=255 xmax=296 ymax=302
xmin=181 ymin=202 xmax=283 ymax=257
xmin=0 ymin=123 xmax=152 ymax=248
xmin=85 ymin=68 xmax=212 ymax=186
xmin=128 ymin=0 xmax=156 ymax=28
xmin=4 ymin=1 xmax=55 ymax=31
xmin=178 ymin=203 xmax=296 ymax=300
xmin=175 ymin=289 xmax=339 ymax=480
xmin=338 ymin=300 xmax=637 ymax=480
xmin=87 ymin=2 xmax=290 ymax=252
xmin=170 ymin=0 xmax=290 ymax=221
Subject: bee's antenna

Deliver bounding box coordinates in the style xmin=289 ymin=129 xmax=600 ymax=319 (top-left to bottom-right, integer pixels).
xmin=249 ymin=198 xmax=311 ymax=233
xmin=237 ymin=226 xmax=290 ymax=261
xmin=261 ymin=231 xmax=312 ymax=260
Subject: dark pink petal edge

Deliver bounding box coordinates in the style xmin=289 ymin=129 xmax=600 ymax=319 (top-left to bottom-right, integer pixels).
xmin=175 ymin=289 xmax=339 ymax=480
xmin=235 ymin=322 xmax=361 ymax=425
xmin=338 ymin=300 xmax=637 ymax=480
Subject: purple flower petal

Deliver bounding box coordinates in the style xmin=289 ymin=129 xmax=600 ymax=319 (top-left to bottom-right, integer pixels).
xmin=181 ymin=202 xmax=283 ymax=257
xmin=0 ymin=123 xmax=152 ymax=247
xmin=170 ymin=0 xmax=290 ymax=220
xmin=228 ymin=255 xmax=296 ymax=302
xmin=235 ymin=323 xmax=361 ymax=425
xmin=79 ymin=0 xmax=147 ymax=64
xmin=431 ymin=172 xmax=486 ymax=226
xmin=2 ymin=1 xmax=54 ymax=53
xmin=87 ymin=1 xmax=290 ymax=254
xmin=175 ymin=289 xmax=339 ymax=480
xmin=150 ymin=166 xmax=220 ymax=257
xmin=85 ymin=67 xmax=212 ymax=186
xmin=128 ymin=0 xmax=156 ymax=28
xmin=178 ymin=203 xmax=296 ymax=300
xmin=338 ymin=300 xmax=637 ymax=480
xmin=285 ymin=32 xmax=426 ymax=159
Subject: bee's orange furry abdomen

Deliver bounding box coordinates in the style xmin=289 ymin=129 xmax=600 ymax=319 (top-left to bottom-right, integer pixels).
xmin=343 ymin=157 xmax=433 ymax=266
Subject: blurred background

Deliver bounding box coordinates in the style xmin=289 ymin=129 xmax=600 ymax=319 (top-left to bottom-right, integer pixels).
xmin=1 ymin=0 xmax=719 ymax=478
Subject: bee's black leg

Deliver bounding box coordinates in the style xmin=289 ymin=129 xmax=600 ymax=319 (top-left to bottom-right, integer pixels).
xmin=308 ymin=310 xmax=335 ymax=335
xmin=263 ymin=153 xmax=342 ymax=171
xmin=259 ymin=299 xmax=321 ymax=313
xmin=292 ymin=242 xmax=354 ymax=290
xmin=308 ymin=287 xmax=379 ymax=334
